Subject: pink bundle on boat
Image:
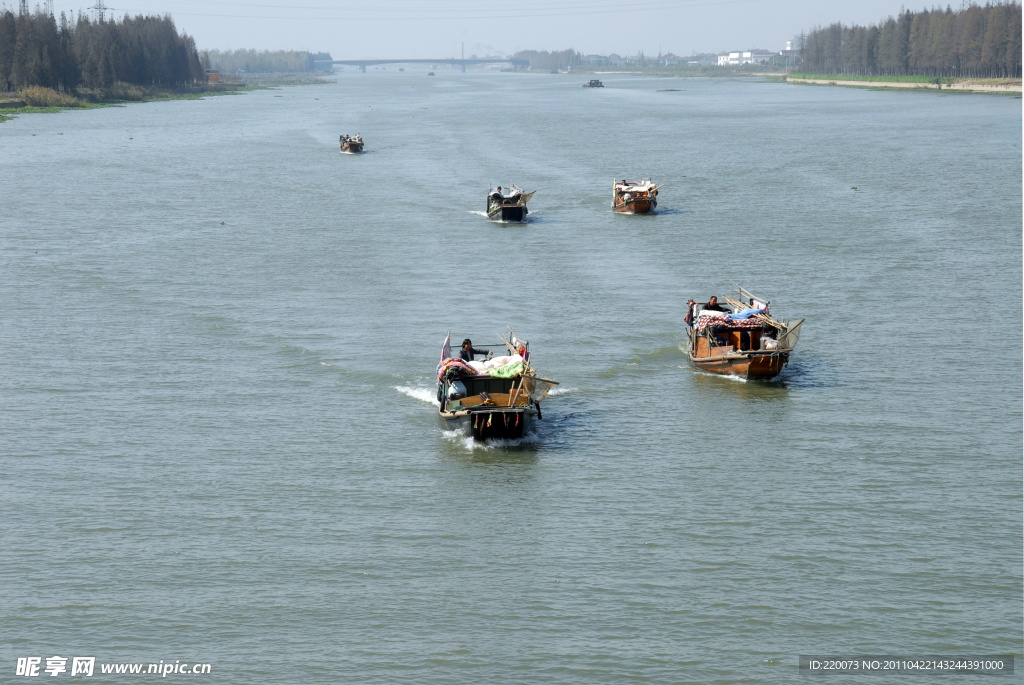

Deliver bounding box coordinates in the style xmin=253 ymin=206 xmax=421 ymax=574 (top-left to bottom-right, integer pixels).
xmin=437 ymin=358 xmax=477 ymax=379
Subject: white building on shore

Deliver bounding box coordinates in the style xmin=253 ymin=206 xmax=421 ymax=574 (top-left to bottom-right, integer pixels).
xmin=718 ymin=50 xmax=777 ymax=66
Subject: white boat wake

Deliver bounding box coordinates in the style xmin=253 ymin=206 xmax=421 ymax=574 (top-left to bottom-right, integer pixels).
xmin=441 ymin=429 xmax=540 ymax=451
xmin=395 ymin=386 xmax=439 ymax=406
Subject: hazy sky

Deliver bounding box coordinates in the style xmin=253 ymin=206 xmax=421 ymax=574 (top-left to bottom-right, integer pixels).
xmin=39 ymin=0 xmax=911 ymax=58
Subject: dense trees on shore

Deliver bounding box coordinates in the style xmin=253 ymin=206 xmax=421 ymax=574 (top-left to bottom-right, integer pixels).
xmin=204 ymin=49 xmax=332 ymax=74
xmin=0 ymin=9 xmax=204 ymax=93
xmin=512 ymin=49 xmax=581 ymax=71
xmin=801 ymin=2 xmax=1021 ymax=77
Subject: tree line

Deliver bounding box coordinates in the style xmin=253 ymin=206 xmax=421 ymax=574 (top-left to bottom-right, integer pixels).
xmin=0 ymin=9 xmax=204 ymax=93
xmin=512 ymin=49 xmax=581 ymax=71
xmin=801 ymin=2 xmax=1021 ymax=78
xmin=203 ymin=49 xmax=332 ymax=74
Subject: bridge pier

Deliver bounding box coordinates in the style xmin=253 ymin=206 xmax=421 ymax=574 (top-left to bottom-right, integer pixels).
xmin=360 ymin=65 xmax=366 ymax=73
xmin=461 ymin=63 xmax=466 ymax=73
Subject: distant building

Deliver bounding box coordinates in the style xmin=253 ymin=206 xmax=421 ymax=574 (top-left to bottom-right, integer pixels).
xmin=688 ymin=53 xmax=719 ymax=66
xmin=717 ymin=50 xmax=775 ymax=66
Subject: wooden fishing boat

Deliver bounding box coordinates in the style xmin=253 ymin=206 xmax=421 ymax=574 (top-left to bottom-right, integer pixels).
xmin=583 ymin=79 xmax=604 ymax=88
xmin=685 ymin=286 xmax=804 ymax=381
xmin=613 ymin=178 xmax=661 ymax=214
xmin=486 ymin=184 xmax=535 ymax=222
xmin=436 ymin=329 xmax=558 ymax=441
xmin=340 ymin=134 xmax=363 ymax=153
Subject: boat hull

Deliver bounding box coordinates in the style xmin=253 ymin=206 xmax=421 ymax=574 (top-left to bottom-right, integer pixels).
xmin=340 ymin=142 xmax=363 ymax=154
xmin=614 ymin=198 xmax=655 ymax=214
xmin=441 ymin=408 xmax=536 ymax=440
xmin=487 ymin=205 xmax=527 ymax=222
xmin=689 ymin=352 xmax=788 ymax=380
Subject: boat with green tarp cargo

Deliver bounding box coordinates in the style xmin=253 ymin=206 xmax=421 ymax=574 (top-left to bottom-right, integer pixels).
xmin=436 ymin=328 xmax=558 ymax=440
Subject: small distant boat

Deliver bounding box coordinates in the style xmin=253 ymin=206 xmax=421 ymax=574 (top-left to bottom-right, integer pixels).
xmin=613 ymin=178 xmax=660 ymax=214
xmin=340 ymin=134 xmax=363 ymax=154
xmin=685 ymin=286 xmax=804 ymax=380
xmin=486 ymin=184 xmax=534 ymax=222
xmin=428 ymin=71 xmax=435 ymax=76
xmin=583 ymin=79 xmax=604 ymax=88
xmin=436 ymin=329 xmax=558 ymax=441
xmin=399 ymin=68 xmax=405 ymax=72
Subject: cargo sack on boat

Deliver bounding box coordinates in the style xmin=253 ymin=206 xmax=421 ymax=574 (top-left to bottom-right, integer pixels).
xmin=522 ymin=373 xmax=558 ymax=402
xmin=481 ymin=354 xmax=523 ymax=370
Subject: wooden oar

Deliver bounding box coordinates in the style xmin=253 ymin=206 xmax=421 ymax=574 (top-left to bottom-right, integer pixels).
xmin=508 ymin=377 xmax=523 ymax=406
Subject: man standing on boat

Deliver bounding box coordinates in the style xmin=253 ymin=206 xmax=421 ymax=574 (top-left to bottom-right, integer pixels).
xmin=459 ymin=339 xmax=491 ymax=362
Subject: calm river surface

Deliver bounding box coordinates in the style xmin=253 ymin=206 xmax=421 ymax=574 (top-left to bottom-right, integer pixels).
xmin=2 ymin=73 xmax=1021 ymax=683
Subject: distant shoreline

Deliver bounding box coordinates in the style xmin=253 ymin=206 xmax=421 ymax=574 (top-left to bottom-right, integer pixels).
xmin=786 ymin=76 xmax=1022 ymax=94
xmin=0 ymin=76 xmax=334 ymax=124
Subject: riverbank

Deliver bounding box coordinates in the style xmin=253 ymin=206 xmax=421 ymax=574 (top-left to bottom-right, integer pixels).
xmin=785 ymin=75 xmax=1022 ymax=94
xmin=0 ymin=75 xmax=335 ymax=124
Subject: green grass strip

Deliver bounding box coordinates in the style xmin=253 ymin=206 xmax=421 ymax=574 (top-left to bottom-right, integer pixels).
xmin=788 ymin=73 xmax=953 ymax=84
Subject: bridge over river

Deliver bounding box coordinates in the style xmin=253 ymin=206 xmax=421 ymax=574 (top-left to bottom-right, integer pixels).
xmin=316 ymin=58 xmax=530 ymax=72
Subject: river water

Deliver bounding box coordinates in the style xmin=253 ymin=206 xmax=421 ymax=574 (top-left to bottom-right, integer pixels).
xmin=2 ymin=73 xmax=1021 ymax=683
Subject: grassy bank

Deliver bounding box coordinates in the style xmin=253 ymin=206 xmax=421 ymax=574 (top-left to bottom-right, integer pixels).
xmin=0 ymin=76 xmax=333 ymax=124
xmin=784 ymin=73 xmax=1021 ymax=94
xmin=788 ymin=73 xmax=954 ymax=84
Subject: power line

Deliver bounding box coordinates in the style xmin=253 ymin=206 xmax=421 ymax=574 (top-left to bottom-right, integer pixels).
xmin=119 ymin=0 xmax=766 ymax=21
xmin=109 ymin=0 xmax=766 ymax=20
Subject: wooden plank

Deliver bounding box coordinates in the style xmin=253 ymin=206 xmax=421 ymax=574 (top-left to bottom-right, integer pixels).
xmin=459 ymin=393 xmax=529 ymax=408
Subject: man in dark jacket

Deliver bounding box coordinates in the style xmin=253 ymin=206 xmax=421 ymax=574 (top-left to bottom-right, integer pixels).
xmin=459 ymin=339 xmax=491 ymax=362
xmin=704 ymin=296 xmax=727 ymax=312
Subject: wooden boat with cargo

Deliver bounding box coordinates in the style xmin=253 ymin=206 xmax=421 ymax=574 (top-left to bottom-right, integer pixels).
xmin=685 ymin=286 xmax=803 ymax=380
xmin=583 ymin=79 xmax=604 ymax=88
xmin=340 ymin=134 xmax=363 ymax=154
xmin=486 ymin=184 xmax=535 ymax=222
xmin=613 ymin=178 xmax=661 ymax=214
xmin=436 ymin=329 xmax=558 ymax=441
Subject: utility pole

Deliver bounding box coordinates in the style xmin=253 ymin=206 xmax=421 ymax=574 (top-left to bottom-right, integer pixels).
xmin=19 ymin=0 xmax=28 ymax=16
xmin=89 ymin=0 xmax=111 ymax=21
